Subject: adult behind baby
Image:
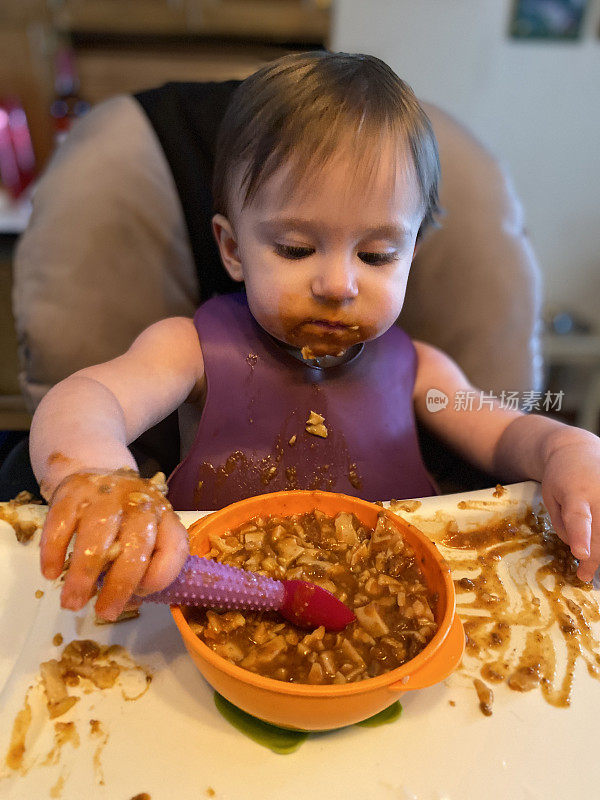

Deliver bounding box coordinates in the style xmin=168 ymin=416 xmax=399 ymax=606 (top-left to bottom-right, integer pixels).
xmin=30 ymin=51 xmax=600 ymax=623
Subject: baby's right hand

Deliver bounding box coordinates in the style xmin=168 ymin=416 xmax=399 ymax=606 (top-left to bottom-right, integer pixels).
xmin=40 ymin=469 xmax=189 ymax=621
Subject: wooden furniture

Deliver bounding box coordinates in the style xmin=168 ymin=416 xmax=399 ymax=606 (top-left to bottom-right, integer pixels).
xmin=0 ymin=0 xmax=332 ymax=167
xmin=52 ymin=0 xmax=332 ymax=108
xmin=0 ymin=3 xmax=55 ymax=168
xmin=52 ymin=0 xmax=331 ymax=42
xmin=0 ymin=227 xmax=32 ymax=431
xmin=0 ymin=0 xmax=331 ymax=434
xmin=543 ymin=332 xmax=600 ymax=433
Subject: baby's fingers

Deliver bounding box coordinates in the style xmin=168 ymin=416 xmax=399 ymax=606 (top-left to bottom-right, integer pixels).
xmin=575 ymin=508 xmax=600 ymax=583
xmin=559 ymin=499 xmax=592 ymax=562
xmin=135 ymin=509 xmax=189 ymax=596
xmin=94 ymin=505 xmax=158 ymax=622
xmin=40 ymin=493 xmax=81 ymax=580
xmin=577 ymin=555 xmax=599 ymax=583
xmin=541 ymin=490 xmax=568 ymax=545
xmin=60 ymin=498 xmax=123 ymax=611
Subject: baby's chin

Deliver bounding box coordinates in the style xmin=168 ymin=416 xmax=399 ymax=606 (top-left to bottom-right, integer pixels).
xmin=264 ymin=328 xmax=355 ymax=358
xmin=299 ymin=342 xmax=351 ymax=358
xmin=267 ymin=330 xmax=351 ymax=358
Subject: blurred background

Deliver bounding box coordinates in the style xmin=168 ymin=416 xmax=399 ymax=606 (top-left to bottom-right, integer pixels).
xmin=1 ymin=0 xmax=599 ymax=462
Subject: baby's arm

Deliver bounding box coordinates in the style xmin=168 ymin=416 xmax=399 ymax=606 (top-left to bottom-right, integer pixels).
xmin=31 ymin=316 xmax=205 ymax=619
xmin=413 ymin=341 xmax=600 ymax=581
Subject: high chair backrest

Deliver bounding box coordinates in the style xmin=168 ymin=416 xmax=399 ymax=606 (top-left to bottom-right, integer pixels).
xmin=12 ymin=81 xmax=542 ymax=481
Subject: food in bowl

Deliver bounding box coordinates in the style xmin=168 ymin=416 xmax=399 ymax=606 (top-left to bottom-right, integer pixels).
xmin=172 ymin=491 xmax=464 ymax=731
xmin=184 ymin=509 xmax=438 ymax=685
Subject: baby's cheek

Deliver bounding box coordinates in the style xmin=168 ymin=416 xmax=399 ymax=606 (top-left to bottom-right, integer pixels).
xmin=385 ymin=279 xmax=409 ymax=319
xmin=251 ymin=291 xmax=300 ymax=343
xmin=364 ymin=296 xmax=404 ymax=338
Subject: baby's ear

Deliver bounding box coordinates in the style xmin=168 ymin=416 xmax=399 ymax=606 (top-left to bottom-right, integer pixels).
xmin=212 ymin=214 xmax=244 ymax=281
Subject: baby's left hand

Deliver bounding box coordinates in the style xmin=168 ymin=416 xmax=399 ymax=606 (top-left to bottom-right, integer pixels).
xmin=541 ymin=428 xmax=600 ymax=582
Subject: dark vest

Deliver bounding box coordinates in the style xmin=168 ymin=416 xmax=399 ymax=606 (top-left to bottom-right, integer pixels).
xmin=135 ymin=80 xmax=241 ymax=301
xmin=167 ymin=294 xmax=436 ymax=510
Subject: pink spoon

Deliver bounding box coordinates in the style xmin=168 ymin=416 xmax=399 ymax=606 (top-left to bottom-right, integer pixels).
xmin=138 ymin=555 xmax=356 ymax=631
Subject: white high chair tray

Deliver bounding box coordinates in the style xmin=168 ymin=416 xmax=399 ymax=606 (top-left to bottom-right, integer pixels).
xmin=0 ymin=482 xmax=598 ymax=800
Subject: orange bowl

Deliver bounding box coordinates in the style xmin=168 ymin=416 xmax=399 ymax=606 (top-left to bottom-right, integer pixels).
xmin=171 ymin=490 xmax=465 ymax=731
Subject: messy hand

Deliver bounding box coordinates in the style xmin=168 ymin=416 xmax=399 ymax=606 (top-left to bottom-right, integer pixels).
xmin=541 ymin=430 xmax=600 ymax=583
xmin=40 ymin=469 xmax=189 ymax=621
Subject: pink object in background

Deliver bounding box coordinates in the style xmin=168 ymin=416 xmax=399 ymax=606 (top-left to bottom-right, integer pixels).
xmin=50 ymin=46 xmax=90 ymax=145
xmin=0 ymin=98 xmax=36 ymax=199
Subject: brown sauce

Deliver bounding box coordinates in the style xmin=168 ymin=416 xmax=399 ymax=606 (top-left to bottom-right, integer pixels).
xmin=90 ymin=718 xmax=109 ymax=786
xmin=50 ymin=770 xmax=66 ymax=798
xmin=42 ymin=721 xmax=80 ymax=766
xmin=430 ymin=510 xmax=599 ymax=713
xmin=348 ymin=463 xmax=362 ymax=490
xmin=3 ymin=639 xmax=152 ymax=787
xmin=473 ymin=677 xmax=494 ymax=716
xmin=188 ymin=510 xmax=437 ymax=684
xmin=5 ymin=692 xmax=32 ymax=771
xmin=193 ymin=408 xmax=364 ymax=503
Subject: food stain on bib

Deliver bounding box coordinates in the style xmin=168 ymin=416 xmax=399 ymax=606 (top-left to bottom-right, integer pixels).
xmin=193 ymin=413 xmax=364 ymax=506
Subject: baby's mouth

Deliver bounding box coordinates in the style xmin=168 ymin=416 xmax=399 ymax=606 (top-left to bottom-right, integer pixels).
xmin=287 ymin=319 xmax=362 ymax=358
xmin=300 ymin=319 xmax=360 ymax=336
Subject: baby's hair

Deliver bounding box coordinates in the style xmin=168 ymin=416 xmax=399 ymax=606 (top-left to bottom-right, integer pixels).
xmin=212 ymin=50 xmax=441 ymax=239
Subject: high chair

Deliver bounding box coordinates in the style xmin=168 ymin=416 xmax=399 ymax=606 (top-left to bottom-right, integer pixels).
xmin=8 ymin=80 xmax=543 ymax=496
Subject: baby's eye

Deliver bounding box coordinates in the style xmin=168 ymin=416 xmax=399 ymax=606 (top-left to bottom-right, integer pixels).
xmin=275 ymin=244 xmax=315 ymax=260
xmin=358 ymin=251 xmax=399 ymax=266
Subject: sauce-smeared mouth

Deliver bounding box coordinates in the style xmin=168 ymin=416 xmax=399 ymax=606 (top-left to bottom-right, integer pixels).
xmin=294 ymin=321 xmax=362 ymax=358
xmin=281 ymin=317 xmax=365 ymax=358
xmin=301 ymin=320 xmax=360 ymax=335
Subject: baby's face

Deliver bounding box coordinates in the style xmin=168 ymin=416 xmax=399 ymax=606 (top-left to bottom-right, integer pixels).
xmin=217 ymin=139 xmax=424 ymax=357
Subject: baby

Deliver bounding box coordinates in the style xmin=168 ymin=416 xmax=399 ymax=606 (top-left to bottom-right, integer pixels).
xmin=31 ymin=51 xmax=600 ymax=622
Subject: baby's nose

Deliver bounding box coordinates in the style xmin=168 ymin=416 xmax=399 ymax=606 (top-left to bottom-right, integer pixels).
xmin=311 ymin=257 xmax=358 ymax=303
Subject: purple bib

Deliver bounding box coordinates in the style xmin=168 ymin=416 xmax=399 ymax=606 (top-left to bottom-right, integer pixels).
xmin=168 ymin=293 xmax=436 ymax=510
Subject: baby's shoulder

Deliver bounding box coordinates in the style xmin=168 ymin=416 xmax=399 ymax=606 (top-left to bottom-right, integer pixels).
xmin=128 ymin=316 xmax=203 ymax=366
xmin=412 ymin=339 xmax=473 ymax=402
xmin=138 ymin=315 xmax=199 ymax=345
xmin=146 ymin=315 xmax=197 ymax=332
xmin=412 ymin=339 xmax=448 ymax=369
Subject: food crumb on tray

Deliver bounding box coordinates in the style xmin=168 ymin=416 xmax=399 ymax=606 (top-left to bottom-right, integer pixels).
xmin=389 ymin=499 xmax=422 ymax=514
xmin=4 ymin=638 xmax=152 ymax=785
xmin=94 ymin=608 xmax=140 ymax=625
xmin=0 ymin=491 xmax=44 ymax=543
